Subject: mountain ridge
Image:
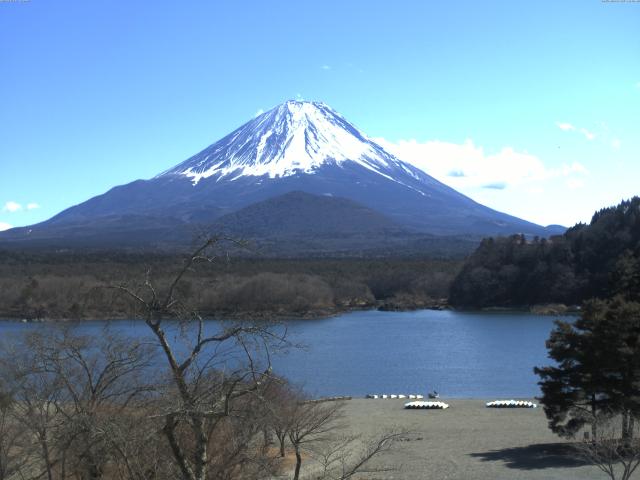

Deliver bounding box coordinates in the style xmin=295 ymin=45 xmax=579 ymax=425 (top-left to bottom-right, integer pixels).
xmin=0 ymin=100 xmax=565 ymax=252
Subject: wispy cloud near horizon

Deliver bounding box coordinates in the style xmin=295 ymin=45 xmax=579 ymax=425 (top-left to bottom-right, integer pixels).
xmin=556 ymin=122 xmax=575 ymax=131
xmin=482 ymin=182 xmax=507 ymax=190
xmin=373 ymin=137 xmax=589 ymax=193
xmin=2 ymin=201 xmax=40 ymax=212
xmin=579 ymin=128 xmax=595 ymax=141
xmin=2 ymin=201 xmax=22 ymax=213
xmin=556 ymin=122 xmax=596 ymax=141
xmin=556 ymin=120 xmax=626 ymax=149
xmin=556 ymin=121 xmax=596 ymax=141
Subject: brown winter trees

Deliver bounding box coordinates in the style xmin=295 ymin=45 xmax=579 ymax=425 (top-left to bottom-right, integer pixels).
xmin=0 ymin=326 xmax=160 ymax=480
xmin=110 ymin=236 xmax=287 ymax=480
xmin=0 ymin=236 xmax=404 ymax=480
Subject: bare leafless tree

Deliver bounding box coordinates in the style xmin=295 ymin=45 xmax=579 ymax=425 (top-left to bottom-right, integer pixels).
xmin=0 ymin=326 xmax=157 ymax=480
xmin=283 ymin=393 xmax=405 ymax=480
xmin=261 ymin=376 xmax=297 ymax=458
xmin=574 ymin=413 xmax=640 ymax=480
xmin=6 ymin=359 xmax=64 ymax=480
xmin=310 ymin=430 xmax=404 ymax=480
xmin=0 ymin=236 xmax=403 ymax=480
xmin=0 ymin=388 xmax=31 ymax=480
xmin=30 ymin=328 xmax=155 ymax=480
xmin=98 ymin=407 xmax=172 ymax=480
xmin=110 ymin=236 xmax=287 ymax=480
xmin=287 ymin=398 xmax=346 ymax=480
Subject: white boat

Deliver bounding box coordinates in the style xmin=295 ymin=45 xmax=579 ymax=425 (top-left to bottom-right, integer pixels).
xmin=366 ymin=393 xmax=425 ymax=399
xmin=404 ymin=401 xmax=449 ymax=409
xmin=486 ymin=399 xmax=537 ymax=408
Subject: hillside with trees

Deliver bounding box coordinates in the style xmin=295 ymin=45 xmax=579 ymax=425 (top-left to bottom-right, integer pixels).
xmin=449 ymin=197 xmax=640 ymax=309
xmin=0 ymin=251 xmax=460 ymax=321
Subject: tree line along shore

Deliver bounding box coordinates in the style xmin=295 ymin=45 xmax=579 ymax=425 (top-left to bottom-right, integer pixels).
xmin=0 ymin=253 xmax=459 ymax=321
xmin=2 ymin=198 xmax=639 ymax=321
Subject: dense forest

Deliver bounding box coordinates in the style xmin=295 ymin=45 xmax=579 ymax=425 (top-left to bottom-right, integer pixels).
xmin=5 ymin=197 xmax=639 ymax=319
xmin=450 ymin=197 xmax=640 ymax=308
xmin=0 ymin=250 xmax=461 ymax=320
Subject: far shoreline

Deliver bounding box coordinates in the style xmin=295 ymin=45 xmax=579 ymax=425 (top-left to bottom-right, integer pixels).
xmin=0 ymin=300 xmax=580 ymax=323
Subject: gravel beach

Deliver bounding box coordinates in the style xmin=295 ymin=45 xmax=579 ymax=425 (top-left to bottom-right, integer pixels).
xmin=338 ymin=398 xmax=614 ymax=480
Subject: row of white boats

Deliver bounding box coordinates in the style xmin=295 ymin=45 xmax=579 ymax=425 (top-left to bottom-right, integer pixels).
xmin=402 ymin=399 xmax=537 ymax=410
xmin=405 ymin=401 xmax=450 ymax=409
xmin=365 ymin=395 xmax=537 ymax=410
xmin=365 ymin=394 xmax=425 ymax=399
xmin=485 ymin=400 xmax=537 ymax=408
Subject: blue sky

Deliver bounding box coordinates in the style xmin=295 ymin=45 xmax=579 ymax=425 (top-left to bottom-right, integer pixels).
xmin=1 ymin=0 xmax=639 ymax=230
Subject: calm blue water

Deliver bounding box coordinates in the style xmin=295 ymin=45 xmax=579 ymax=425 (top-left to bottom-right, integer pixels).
xmin=0 ymin=310 xmax=562 ymax=398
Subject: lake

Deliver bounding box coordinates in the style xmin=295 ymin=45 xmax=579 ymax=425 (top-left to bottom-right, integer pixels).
xmin=0 ymin=309 xmax=563 ymax=398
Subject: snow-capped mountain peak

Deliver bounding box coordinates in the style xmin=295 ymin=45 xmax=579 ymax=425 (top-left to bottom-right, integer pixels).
xmin=161 ymin=100 xmax=412 ymax=185
xmin=1 ymin=100 xmax=561 ymax=248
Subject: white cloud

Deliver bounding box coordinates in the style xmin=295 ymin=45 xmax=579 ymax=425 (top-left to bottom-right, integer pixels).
xmin=374 ymin=137 xmax=588 ymax=192
xmin=580 ymin=128 xmax=595 ymax=141
xmin=557 ymin=121 xmax=597 ymax=141
xmin=375 ymin=137 xmax=594 ymax=227
xmin=566 ymin=179 xmax=585 ymax=190
xmin=321 ymin=65 xmax=331 ymax=70
xmin=27 ymin=202 xmax=40 ymax=210
xmin=612 ymin=138 xmax=621 ymax=150
xmin=560 ymin=162 xmax=589 ymax=176
xmin=482 ymin=181 xmax=507 ymax=190
xmin=254 ymin=108 xmax=264 ymax=117
xmin=0 ymin=222 xmax=12 ymax=232
xmin=636 ymin=81 xmax=640 ymax=89
xmin=2 ymin=201 xmax=22 ymax=213
xmin=556 ymin=122 xmax=575 ymax=131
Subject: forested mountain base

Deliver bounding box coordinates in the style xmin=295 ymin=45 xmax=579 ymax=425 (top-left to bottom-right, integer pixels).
xmin=0 ymin=251 xmax=461 ymax=320
xmin=450 ymin=197 xmax=640 ymax=308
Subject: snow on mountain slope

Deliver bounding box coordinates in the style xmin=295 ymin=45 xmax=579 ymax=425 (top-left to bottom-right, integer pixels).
xmin=0 ymin=100 xmax=564 ymax=250
xmin=160 ymin=100 xmax=424 ymax=190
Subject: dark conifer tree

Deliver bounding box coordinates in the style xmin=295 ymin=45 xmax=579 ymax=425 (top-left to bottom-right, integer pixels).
xmin=535 ymin=297 xmax=640 ymax=441
xmin=450 ymin=196 xmax=640 ymax=308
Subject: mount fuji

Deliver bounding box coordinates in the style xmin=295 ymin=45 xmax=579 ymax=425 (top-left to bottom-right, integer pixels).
xmin=0 ymin=100 xmax=563 ymax=252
